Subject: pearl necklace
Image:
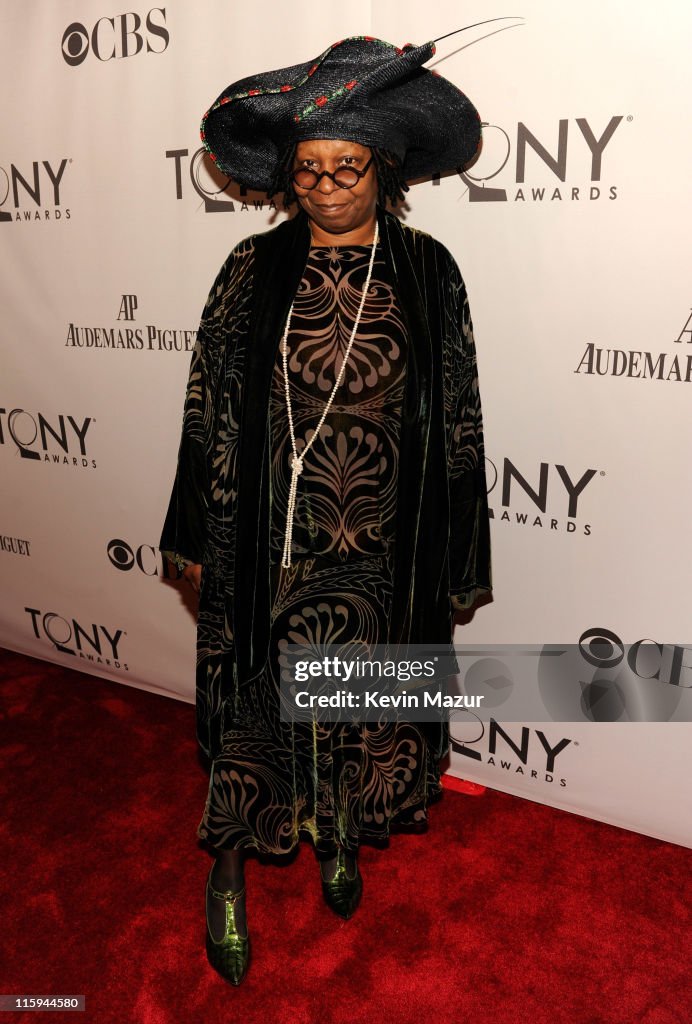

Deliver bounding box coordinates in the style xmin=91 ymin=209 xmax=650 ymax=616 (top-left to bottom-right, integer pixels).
xmin=280 ymin=222 xmax=380 ymax=568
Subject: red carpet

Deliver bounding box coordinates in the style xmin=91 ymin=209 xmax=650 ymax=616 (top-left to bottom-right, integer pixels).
xmin=1 ymin=648 xmax=689 ymax=1023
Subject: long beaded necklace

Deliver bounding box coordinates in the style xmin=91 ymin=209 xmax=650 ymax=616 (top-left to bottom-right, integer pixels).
xmin=280 ymin=221 xmax=380 ymax=568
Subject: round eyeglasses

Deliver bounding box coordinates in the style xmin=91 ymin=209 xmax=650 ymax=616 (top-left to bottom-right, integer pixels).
xmin=289 ymin=155 xmax=374 ymax=191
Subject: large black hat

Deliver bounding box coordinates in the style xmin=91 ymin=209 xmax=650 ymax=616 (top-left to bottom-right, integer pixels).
xmin=200 ymin=34 xmax=481 ymax=191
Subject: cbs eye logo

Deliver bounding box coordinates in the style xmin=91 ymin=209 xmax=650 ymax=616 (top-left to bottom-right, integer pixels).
xmin=538 ymin=630 xmax=685 ymax=723
xmin=107 ymin=538 xmax=180 ymax=579
xmin=61 ymin=23 xmax=89 ymax=66
xmin=61 ymin=10 xmax=169 ymax=67
xmin=107 ymin=538 xmax=137 ymax=571
xmin=578 ymin=627 xmax=625 ymax=669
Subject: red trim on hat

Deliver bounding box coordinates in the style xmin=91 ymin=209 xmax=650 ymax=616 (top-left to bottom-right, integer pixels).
xmin=280 ymin=84 xmax=291 ymax=92
xmin=248 ymin=89 xmax=260 ymax=96
xmin=344 ymin=80 xmax=357 ymax=90
xmin=315 ymin=95 xmax=328 ymax=107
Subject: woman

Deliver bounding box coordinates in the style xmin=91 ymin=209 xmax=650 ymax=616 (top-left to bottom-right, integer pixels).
xmin=160 ymin=34 xmax=492 ymax=986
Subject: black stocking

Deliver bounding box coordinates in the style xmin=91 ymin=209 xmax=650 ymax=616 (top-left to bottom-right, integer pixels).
xmin=319 ymin=846 xmax=357 ymax=882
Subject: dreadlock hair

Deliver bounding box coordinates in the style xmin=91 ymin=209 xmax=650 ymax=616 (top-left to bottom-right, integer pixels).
xmin=267 ymin=142 xmax=409 ymax=210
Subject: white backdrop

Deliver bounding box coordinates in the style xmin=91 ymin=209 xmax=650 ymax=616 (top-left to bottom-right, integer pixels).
xmin=1 ymin=1 xmax=691 ymax=849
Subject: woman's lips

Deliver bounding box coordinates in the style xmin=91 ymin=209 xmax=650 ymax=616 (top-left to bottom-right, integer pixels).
xmin=315 ymin=203 xmax=346 ymax=213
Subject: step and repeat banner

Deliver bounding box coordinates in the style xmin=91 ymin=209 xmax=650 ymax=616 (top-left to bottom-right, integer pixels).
xmin=1 ymin=2 xmax=691 ymax=848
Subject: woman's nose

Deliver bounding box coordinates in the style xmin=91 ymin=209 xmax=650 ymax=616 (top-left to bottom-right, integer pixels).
xmin=316 ymin=171 xmax=338 ymax=195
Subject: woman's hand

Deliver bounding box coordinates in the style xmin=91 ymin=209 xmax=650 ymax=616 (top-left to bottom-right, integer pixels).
xmin=182 ymin=563 xmax=202 ymax=593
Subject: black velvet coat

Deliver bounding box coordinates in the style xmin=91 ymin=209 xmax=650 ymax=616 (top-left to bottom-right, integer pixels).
xmin=160 ymin=204 xmax=492 ymax=761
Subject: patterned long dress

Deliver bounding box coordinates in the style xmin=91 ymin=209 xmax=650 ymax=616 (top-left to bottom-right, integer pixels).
xmin=197 ymin=241 xmax=443 ymax=857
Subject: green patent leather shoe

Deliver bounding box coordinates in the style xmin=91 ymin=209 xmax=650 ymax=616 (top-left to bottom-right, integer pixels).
xmin=205 ymin=869 xmax=250 ymax=986
xmin=320 ymin=848 xmax=362 ymax=920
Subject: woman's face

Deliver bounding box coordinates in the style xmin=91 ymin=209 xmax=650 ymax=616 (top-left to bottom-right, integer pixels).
xmin=291 ymin=138 xmax=378 ymax=236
